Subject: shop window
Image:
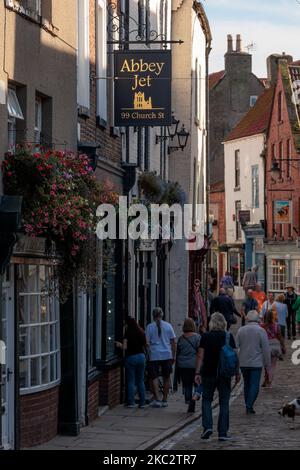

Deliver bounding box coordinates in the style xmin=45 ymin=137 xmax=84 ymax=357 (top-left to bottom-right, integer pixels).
xmin=18 ymin=265 xmax=60 ymax=393
xmin=88 ymin=242 xmax=121 ymax=367
xmin=292 ymin=260 xmax=300 ymax=293
xmin=268 ymin=259 xmax=287 ymax=291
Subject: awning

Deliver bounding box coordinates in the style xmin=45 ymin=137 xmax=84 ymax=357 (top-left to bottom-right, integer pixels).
xmin=7 ymin=88 xmax=24 ymax=120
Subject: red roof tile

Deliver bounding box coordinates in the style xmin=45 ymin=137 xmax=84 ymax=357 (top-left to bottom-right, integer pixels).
xmin=209 ymin=70 xmax=225 ymax=90
xmin=292 ymin=60 xmax=300 ymax=66
xmin=224 ymin=87 xmax=274 ymax=142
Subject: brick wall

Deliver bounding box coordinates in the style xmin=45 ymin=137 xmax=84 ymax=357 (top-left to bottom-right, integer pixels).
xmin=210 ymin=182 xmax=226 ymax=246
xmin=87 ymin=379 xmax=99 ymax=423
xmin=78 ymin=0 xmax=122 ymax=166
xmin=20 ymin=386 xmax=59 ymax=448
xmin=99 ymin=367 xmax=122 ymax=408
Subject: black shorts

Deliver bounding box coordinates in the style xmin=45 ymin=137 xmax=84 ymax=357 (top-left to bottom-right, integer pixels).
xmin=147 ymin=359 xmax=173 ymax=380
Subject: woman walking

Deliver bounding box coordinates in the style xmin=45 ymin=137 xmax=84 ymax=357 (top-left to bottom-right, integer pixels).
xmin=195 ymin=312 xmax=240 ymax=441
xmin=176 ymin=318 xmax=201 ymax=413
xmin=116 ymin=317 xmax=147 ymax=408
xmin=262 ymin=310 xmax=286 ymax=388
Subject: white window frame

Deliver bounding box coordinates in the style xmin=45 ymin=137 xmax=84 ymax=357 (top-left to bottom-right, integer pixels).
xmin=268 ymin=258 xmax=288 ymax=292
xmin=18 ymin=265 xmax=61 ymax=395
xmin=7 ymin=87 xmax=24 ymax=120
xmin=96 ymin=0 xmax=107 ymax=124
xmin=77 ymin=0 xmax=90 ymax=110
xmin=34 ymin=97 xmax=42 ymax=144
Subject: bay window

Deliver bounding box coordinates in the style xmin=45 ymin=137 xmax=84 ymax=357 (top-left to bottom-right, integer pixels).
xmin=18 ymin=264 xmax=60 ymax=393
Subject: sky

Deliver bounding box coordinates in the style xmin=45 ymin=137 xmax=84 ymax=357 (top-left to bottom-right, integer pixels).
xmin=203 ymin=0 xmax=300 ymax=77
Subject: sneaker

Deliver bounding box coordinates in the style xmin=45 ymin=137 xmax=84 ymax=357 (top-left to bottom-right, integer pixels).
xmin=187 ymin=400 xmax=196 ymax=413
xmin=161 ymin=400 xmax=168 ymax=408
xmin=127 ymin=404 xmax=135 ymax=409
xmin=139 ymin=404 xmax=146 ymax=409
xmin=150 ymin=400 xmax=162 ymax=408
xmin=246 ymin=408 xmax=256 ymax=415
xmin=218 ymin=435 xmax=235 ymax=442
xmin=201 ymin=429 xmax=213 ymax=440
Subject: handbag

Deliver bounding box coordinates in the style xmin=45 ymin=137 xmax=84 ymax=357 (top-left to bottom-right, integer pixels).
xmin=268 ymin=338 xmax=282 ymax=358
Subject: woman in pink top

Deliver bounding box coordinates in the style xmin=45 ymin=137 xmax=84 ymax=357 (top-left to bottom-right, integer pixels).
xmin=262 ymin=310 xmax=286 ymax=388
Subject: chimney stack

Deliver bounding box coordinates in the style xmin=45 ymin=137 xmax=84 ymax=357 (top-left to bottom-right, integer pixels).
xmin=227 ymin=34 xmax=233 ymax=53
xmin=236 ymin=34 xmax=242 ymax=52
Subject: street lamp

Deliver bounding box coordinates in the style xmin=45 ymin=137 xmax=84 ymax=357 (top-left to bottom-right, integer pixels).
xmin=167 ymin=113 xmax=180 ymax=141
xmin=168 ymin=124 xmax=190 ymax=154
xmin=155 ymin=112 xmax=180 ymax=144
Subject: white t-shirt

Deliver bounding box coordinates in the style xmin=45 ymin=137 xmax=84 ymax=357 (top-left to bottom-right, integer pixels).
xmin=146 ymin=320 xmax=176 ymax=361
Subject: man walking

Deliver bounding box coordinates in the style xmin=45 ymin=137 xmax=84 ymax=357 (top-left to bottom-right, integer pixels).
xmin=241 ymin=289 xmax=258 ymax=326
xmin=146 ymin=308 xmax=176 ymax=408
xmin=210 ymin=288 xmax=235 ymax=330
xmin=242 ymin=267 xmax=257 ymax=296
xmin=284 ymin=284 xmax=297 ymax=340
xmin=236 ymin=310 xmax=271 ymax=415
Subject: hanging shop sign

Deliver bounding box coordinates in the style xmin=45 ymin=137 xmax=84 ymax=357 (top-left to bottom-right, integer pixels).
xmin=274 ymin=200 xmax=292 ymax=224
xmin=114 ymin=50 xmax=172 ymax=127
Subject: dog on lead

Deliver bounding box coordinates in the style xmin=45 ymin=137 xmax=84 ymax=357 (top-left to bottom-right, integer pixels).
xmin=279 ymin=398 xmax=300 ymax=428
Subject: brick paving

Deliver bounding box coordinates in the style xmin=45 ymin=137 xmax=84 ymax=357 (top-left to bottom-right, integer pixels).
xmin=170 ymin=339 xmax=300 ymax=450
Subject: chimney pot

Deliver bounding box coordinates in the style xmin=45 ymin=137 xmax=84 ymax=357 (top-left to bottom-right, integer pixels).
xmin=227 ymin=34 xmax=233 ymax=53
xmin=236 ymin=34 xmax=242 ymax=52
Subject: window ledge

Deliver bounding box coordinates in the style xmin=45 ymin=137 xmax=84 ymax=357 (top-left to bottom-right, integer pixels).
xmin=96 ymin=116 xmax=107 ymax=129
xmin=20 ymin=379 xmax=60 ymax=396
xmin=95 ymin=357 xmax=123 ymax=371
xmin=110 ymin=127 xmax=120 ymax=138
xmin=5 ymin=0 xmax=56 ymax=35
xmin=78 ymin=106 xmax=90 ymax=119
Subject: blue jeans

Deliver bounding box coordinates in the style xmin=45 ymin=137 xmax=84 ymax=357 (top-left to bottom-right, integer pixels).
xmin=125 ymin=354 xmax=146 ymax=406
xmin=241 ymin=367 xmax=262 ymax=411
xmin=202 ymin=376 xmax=232 ymax=437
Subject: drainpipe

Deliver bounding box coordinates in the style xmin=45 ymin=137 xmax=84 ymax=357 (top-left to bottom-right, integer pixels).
xmin=205 ymin=40 xmax=212 ymax=306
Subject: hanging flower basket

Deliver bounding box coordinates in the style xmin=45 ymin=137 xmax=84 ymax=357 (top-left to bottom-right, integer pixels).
xmin=138 ymin=172 xmax=185 ymax=206
xmin=2 ymin=145 xmax=119 ymax=301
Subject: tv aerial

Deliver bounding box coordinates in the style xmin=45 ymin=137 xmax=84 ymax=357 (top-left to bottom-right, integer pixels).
xmin=246 ymin=42 xmax=257 ymax=53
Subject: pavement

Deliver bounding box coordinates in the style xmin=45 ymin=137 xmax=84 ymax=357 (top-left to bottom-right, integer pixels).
xmin=33 ymin=316 xmax=300 ymax=451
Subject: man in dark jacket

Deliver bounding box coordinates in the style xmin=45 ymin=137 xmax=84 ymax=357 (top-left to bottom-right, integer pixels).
xmin=209 ymin=288 xmax=234 ymax=330
xmin=284 ymin=284 xmax=297 ymax=340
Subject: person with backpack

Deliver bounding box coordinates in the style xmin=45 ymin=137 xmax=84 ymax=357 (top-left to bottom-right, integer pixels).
xmin=194 ymin=312 xmax=240 ymax=441
xmin=235 ymin=310 xmax=271 ymax=415
xmin=176 ymin=318 xmax=201 ymax=413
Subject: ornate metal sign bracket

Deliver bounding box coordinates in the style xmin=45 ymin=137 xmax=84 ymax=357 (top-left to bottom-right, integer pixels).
xmin=107 ymin=2 xmax=183 ymax=47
